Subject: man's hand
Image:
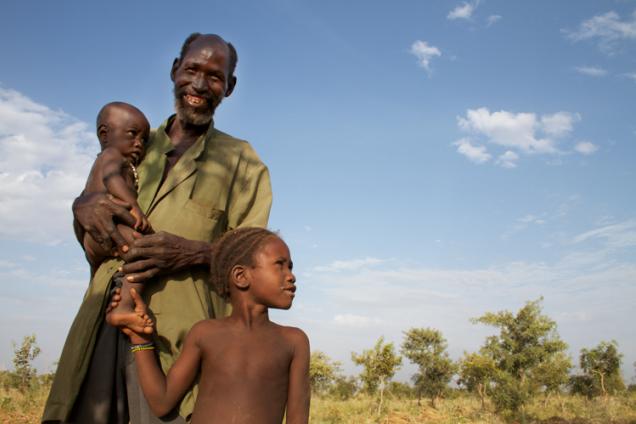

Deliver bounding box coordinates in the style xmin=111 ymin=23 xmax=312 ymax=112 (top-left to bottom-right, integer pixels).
xmin=121 ymin=231 xmax=211 ymax=284
xmin=73 ymin=192 xmax=136 ymax=253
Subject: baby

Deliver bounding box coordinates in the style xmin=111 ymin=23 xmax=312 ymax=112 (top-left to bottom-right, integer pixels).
xmin=83 ymin=101 xmax=152 ymax=332
xmin=115 ymin=227 xmax=310 ymax=423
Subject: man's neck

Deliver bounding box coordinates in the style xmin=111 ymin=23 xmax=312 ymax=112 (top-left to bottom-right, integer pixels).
xmin=166 ymin=115 xmax=212 ymax=153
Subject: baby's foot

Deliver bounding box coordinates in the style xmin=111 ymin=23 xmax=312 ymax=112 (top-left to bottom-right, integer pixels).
xmin=107 ymin=308 xmax=154 ymax=334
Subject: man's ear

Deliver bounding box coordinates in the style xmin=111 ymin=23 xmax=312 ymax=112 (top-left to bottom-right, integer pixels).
xmin=97 ymin=124 xmax=109 ymax=148
xmin=170 ymin=58 xmax=180 ymax=82
xmin=225 ymin=75 xmax=237 ymax=98
xmin=230 ymin=264 xmax=250 ymax=290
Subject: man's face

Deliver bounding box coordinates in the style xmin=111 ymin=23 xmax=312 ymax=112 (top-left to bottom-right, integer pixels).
xmin=172 ymin=38 xmax=234 ymax=126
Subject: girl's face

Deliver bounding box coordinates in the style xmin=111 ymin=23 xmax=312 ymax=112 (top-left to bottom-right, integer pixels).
xmin=248 ymin=237 xmax=297 ymax=309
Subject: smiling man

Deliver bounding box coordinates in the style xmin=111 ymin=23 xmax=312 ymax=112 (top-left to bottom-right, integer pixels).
xmin=43 ymin=34 xmax=272 ymax=424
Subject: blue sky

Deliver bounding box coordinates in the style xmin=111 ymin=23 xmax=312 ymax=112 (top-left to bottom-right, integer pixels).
xmin=1 ymin=0 xmax=635 ymax=382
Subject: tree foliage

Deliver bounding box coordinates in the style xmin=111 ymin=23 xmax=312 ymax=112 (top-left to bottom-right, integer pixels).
xmin=309 ymin=351 xmax=342 ymax=395
xmin=570 ymin=340 xmax=625 ymax=398
xmin=329 ymin=376 xmax=358 ymax=400
xmin=401 ymin=328 xmax=456 ymax=407
xmin=11 ymin=334 xmax=41 ymax=393
xmin=458 ymin=351 xmax=497 ymax=409
xmin=351 ymin=336 xmax=402 ymax=395
xmin=472 ymin=298 xmax=569 ymax=416
xmin=531 ymin=351 xmax=572 ymax=396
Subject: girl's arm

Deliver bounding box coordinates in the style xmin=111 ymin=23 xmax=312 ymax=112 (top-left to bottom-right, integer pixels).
xmin=126 ymin=291 xmax=203 ymax=417
xmin=284 ymin=328 xmax=310 ymax=424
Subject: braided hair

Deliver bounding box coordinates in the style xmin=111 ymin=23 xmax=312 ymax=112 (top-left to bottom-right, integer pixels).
xmin=209 ymin=227 xmax=279 ymax=299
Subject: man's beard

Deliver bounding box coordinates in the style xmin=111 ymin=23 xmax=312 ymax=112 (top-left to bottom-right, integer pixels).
xmin=173 ymin=87 xmax=221 ymax=126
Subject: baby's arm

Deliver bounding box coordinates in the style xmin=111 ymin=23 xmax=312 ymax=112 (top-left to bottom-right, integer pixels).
xmin=123 ymin=290 xmax=202 ymax=418
xmin=100 ymin=147 xmax=149 ymax=231
xmin=285 ymin=328 xmax=310 ymax=424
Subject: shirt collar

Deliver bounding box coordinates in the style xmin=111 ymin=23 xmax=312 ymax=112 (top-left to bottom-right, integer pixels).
xmin=156 ymin=114 xmax=215 ymax=160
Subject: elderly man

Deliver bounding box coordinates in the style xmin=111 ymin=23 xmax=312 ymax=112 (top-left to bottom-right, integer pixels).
xmin=43 ymin=33 xmax=272 ymax=424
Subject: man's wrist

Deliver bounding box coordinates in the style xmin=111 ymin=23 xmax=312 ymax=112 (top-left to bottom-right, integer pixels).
xmin=187 ymin=239 xmax=212 ymax=267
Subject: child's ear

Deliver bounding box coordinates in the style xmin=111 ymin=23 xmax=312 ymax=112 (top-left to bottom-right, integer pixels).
xmin=97 ymin=124 xmax=109 ymax=147
xmin=230 ymin=264 xmax=250 ymax=290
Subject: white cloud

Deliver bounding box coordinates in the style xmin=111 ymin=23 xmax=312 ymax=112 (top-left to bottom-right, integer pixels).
xmin=314 ymin=257 xmax=385 ymax=272
xmin=333 ymin=314 xmax=382 ymax=328
xmin=453 ymin=137 xmax=491 ymax=164
xmin=305 ymin=225 xmax=636 ymax=336
xmin=285 ymin=219 xmax=636 ymax=380
xmin=574 ymin=141 xmax=599 ymax=155
xmin=454 ymin=108 xmax=589 ymax=167
xmin=486 ymin=15 xmax=502 ymax=27
xmin=458 ymin=108 xmax=556 ymax=153
xmin=0 ymin=87 xmax=97 ymax=244
xmin=575 ymin=66 xmax=608 ymax=77
xmin=496 ymin=150 xmax=519 ymax=168
xmin=501 ymin=213 xmax=547 ymax=239
xmin=565 ymin=10 xmax=636 ymax=53
xmin=519 ymin=214 xmax=545 ymax=225
xmin=623 ymin=72 xmax=636 ymax=82
xmin=410 ymin=40 xmax=441 ymax=75
xmin=541 ymin=111 xmax=580 ymax=138
xmin=448 ymin=1 xmax=479 ymax=21
xmin=572 ymin=219 xmax=636 ymax=249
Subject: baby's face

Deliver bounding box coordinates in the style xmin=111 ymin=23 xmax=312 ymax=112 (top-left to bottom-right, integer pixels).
xmin=106 ymin=109 xmax=150 ymax=165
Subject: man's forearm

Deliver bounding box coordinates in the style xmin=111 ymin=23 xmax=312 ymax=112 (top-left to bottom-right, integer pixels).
xmin=180 ymin=239 xmax=212 ymax=268
xmin=121 ymin=233 xmax=213 ymax=283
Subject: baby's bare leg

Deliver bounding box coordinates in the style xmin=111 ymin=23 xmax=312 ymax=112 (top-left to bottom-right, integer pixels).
xmin=106 ymin=224 xmax=153 ymax=334
xmin=83 ymin=233 xmax=110 ymax=271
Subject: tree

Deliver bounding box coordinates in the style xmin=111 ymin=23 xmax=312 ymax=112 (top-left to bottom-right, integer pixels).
xmin=351 ymin=337 xmax=402 ymax=413
xmin=531 ymin=351 xmax=571 ymax=411
xmin=570 ymin=340 xmax=625 ymax=398
xmin=458 ymin=351 xmax=497 ymax=410
xmin=401 ymin=328 xmax=457 ymax=408
xmin=531 ymin=351 xmax=571 ymax=395
xmin=12 ymin=334 xmax=41 ymax=393
xmin=472 ymin=298 xmax=569 ymax=418
xmin=387 ymin=381 xmax=414 ymax=399
xmin=329 ymin=376 xmax=358 ymax=400
xmin=309 ymin=351 xmax=342 ymax=395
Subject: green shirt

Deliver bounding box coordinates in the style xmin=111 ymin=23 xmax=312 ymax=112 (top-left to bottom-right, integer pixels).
xmin=43 ymin=118 xmax=272 ymax=421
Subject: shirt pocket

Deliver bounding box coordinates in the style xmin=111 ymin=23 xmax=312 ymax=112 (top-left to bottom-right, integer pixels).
xmin=175 ymin=199 xmax=227 ymax=243
xmin=183 ymin=199 xmax=225 ymax=220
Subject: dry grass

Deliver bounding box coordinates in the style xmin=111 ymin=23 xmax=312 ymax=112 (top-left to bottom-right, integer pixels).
xmin=310 ymin=393 xmax=636 ymax=424
xmin=2 ymin=383 xmax=635 ymax=423
xmin=0 ymin=384 xmax=50 ymax=424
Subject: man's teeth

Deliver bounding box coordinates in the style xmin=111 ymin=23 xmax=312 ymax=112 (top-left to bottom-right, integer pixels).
xmin=185 ymin=95 xmax=204 ymax=105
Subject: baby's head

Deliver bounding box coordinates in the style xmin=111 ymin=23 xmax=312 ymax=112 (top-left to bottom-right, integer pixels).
xmin=96 ymin=102 xmax=150 ymax=165
xmin=210 ymin=227 xmax=297 ymax=309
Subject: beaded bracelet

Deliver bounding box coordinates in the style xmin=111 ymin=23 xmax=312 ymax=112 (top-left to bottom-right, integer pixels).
xmin=130 ymin=342 xmax=155 ymax=353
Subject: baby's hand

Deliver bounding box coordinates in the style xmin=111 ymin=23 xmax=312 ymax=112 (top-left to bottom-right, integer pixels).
xmin=130 ymin=206 xmax=151 ymax=233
